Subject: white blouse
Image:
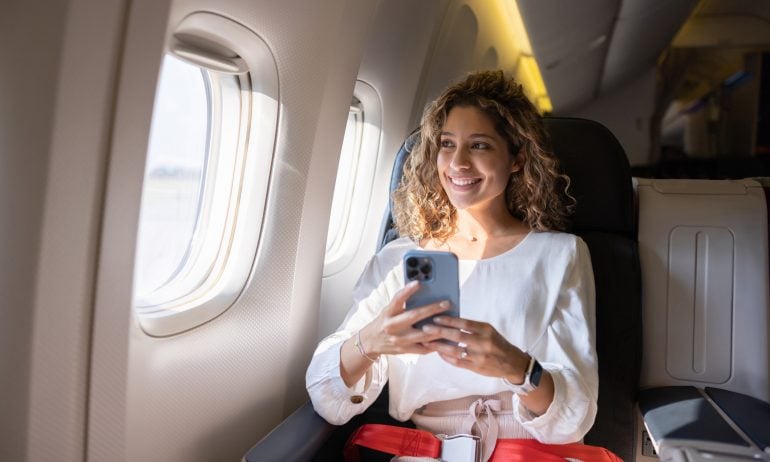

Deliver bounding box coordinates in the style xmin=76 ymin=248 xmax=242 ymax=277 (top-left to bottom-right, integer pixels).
xmin=305 ymin=231 xmax=598 ymax=444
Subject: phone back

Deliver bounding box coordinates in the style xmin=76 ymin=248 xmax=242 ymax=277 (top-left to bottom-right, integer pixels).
xmin=403 ymin=249 xmax=460 ymax=328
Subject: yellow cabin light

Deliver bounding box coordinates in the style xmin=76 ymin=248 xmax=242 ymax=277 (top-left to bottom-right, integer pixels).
xmin=517 ymin=55 xmax=551 ymax=113
xmin=501 ymin=0 xmax=552 ymax=113
xmin=537 ymin=95 xmax=553 ymax=114
xmin=501 ymin=0 xmax=534 ymax=55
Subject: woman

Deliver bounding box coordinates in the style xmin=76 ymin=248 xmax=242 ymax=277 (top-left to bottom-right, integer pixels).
xmin=306 ymin=70 xmax=598 ymax=461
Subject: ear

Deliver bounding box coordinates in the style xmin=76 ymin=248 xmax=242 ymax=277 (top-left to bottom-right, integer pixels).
xmin=510 ymin=150 xmax=523 ymax=173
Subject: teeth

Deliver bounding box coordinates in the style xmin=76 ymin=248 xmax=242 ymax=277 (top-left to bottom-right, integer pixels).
xmin=450 ymin=177 xmax=480 ymax=186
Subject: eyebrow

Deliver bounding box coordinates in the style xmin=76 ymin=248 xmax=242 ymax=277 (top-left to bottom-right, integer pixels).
xmin=440 ymin=131 xmax=496 ymax=140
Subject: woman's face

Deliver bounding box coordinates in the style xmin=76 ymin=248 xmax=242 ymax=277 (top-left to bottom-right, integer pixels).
xmin=437 ymin=105 xmax=521 ymax=213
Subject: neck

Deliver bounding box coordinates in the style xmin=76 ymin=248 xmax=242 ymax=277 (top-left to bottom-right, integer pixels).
xmin=455 ymin=206 xmax=523 ymax=241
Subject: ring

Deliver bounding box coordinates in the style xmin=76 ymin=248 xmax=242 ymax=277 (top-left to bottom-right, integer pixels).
xmin=460 ymin=348 xmax=469 ymax=359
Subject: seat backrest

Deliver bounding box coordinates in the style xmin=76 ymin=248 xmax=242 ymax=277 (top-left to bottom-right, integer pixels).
xmin=379 ymin=117 xmax=642 ymax=461
xmin=545 ymin=118 xmax=641 ymax=461
xmin=637 ymin=178 xmax=769 ymax=401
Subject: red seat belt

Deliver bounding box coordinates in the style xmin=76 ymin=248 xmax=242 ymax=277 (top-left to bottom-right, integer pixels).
xmin=491 ymin=438 xmax=623 ymax=462
xmin=344 ymin=424 xmax=441 ymax=461
xmin=344 ymin=424 xmax=623 ymax=462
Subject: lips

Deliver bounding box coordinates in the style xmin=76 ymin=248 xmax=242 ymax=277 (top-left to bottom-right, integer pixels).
xmin=448 ymin=176 xmax=481 ymax=187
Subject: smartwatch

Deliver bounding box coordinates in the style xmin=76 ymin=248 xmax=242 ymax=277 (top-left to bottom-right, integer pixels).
xmin=503 ymin=355 xmax=543 ymax=395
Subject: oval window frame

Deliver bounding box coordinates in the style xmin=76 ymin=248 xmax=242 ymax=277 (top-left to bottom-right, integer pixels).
xmin=133 ymin=12 xmax=279 ymax=336
xmin=323 ymin=80 xmax=382 ymax=276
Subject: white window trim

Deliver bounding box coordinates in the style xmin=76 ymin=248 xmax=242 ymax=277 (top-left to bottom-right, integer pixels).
xmin=134 ymin=12 xmax=279 ymax=336
xmin=323 ymin=80 xmax=382 ymax=276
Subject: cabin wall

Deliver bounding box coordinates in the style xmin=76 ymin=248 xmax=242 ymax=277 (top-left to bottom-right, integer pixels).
xmin=0 ymin=1 xmax=66 ymax=458
xmin=567 ymin=66 xmax=656 ymax=166
xmin=85 ymin=0 xmax=379 ymax=461
xmin=318 ymin=0 xmax=449 ymax=339
xmin=28 ymin=1 xmax=129 ymax=458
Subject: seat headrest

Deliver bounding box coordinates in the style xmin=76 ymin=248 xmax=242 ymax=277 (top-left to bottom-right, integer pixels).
xmin=543 ymin=117 xmax=634 ymax=236
xmin=387 ymin=130 xmax=420 ymax=218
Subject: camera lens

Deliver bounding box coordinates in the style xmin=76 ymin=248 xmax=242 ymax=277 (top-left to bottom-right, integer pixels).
xmin=406 ymin=269 xmax=419 ymax=280
xmin=420 ymin=263 xmax=432 ymax=276
xmin=406 ymin=257 xmax=418 ymax=268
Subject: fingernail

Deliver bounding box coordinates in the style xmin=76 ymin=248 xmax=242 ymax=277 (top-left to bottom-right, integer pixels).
xmin=407 ymin=280 xmax=419 ymax=288
xmin=434 ymin=316 xmax=447 ymax=323
xmin=422 ymin=325 xmax=436 ymax=333
xmin=439 ymin=301 xmax=449 ymax=308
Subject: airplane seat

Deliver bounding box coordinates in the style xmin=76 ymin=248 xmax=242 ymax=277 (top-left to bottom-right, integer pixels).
xmin=635 ymin=177 xmax=770 ymax=460
xmin=538 ymin=117 xmax=641 ymax=461
xmin=243 ymin=117 xmax=642 ymax=461
xmin=377 ymin=129 xmax=420 ymax=251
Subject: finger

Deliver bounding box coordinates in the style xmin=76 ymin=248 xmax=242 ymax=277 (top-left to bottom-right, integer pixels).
xmin=437 ymin=352 xmax=471 ymax=367
xmin=384 ymin=302 xmax=451 ymax=334
xmin=384 ymin=281 xmax=421 ymax=315
xmin=424 ymin=339 xmax=471 ymax=359
xmin=421 ymin=324 xmax=470 ymax=344
xmin=389 ymin=328 xmax=445 ymax=346
xmin=400 ymin=300 xmax=451 ymax=323
xmin=433 ymin=315 xmax=485 ymax=332
xmin=423 ymin=340 xmax=456 ymax=354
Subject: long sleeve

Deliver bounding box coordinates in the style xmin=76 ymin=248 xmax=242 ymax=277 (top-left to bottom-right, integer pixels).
xmin=513 ymin=237 xmax=598 ymax=443
xmin=305 ymin=233 xmax=599 ymax=437
xmin=305 ymin=245 xmax=404 ymax=425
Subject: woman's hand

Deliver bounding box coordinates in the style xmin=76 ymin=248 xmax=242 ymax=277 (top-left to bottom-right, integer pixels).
xmin=422 ymin=316 xmax=555 ymax=415
xmin=421 ymin=316 xmax=530 ymax=382
xmin=359 ymin=281 xmax=450 ymax=357
xmin=340 ymin=281 xmax=450 ymax=387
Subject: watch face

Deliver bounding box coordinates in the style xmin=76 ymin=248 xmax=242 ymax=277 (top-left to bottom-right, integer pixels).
xmin=530 ymin=360 xmax=543 ymax=387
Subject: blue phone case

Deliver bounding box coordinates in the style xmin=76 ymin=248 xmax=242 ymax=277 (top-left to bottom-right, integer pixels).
xmin=403 ymin=249 xmax=460 ymax=329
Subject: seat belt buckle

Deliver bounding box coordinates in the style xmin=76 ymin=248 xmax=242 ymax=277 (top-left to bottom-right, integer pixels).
xmin=437 ymin=434 xmax=480 ymax=462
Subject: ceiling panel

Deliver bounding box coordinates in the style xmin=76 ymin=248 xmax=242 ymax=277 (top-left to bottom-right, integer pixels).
xmin=601 ymin=0 xmax=699 ymax=93
xmin=517 ymin=0 xmax=706 ymax=113
xmin=517 ymin=0 xmax=618 ymax=112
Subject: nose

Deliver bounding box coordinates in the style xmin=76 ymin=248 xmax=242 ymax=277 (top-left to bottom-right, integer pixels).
xmin=449 ymin=144 xmax=471 ymax=170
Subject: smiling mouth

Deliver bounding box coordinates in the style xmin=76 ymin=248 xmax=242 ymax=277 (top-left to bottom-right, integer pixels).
xmin=449 ymin=176 xmax=481 ymax=186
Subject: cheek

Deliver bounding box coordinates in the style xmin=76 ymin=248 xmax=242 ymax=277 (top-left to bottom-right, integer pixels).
xmin=436 ymin=151 xmax=450 ymax=170
xmin=434 ymin=155 xmax=449 ymax=186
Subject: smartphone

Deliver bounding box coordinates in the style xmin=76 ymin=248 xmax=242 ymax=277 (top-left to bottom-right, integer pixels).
xmin=403 ymin=249 xmax=460 ymax=329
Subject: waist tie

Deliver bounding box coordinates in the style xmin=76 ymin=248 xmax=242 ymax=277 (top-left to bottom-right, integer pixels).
xmin=462 ymin=397 xmax=501 ymax=462
xmin=413 ymin=393 xmax=519 ymax=462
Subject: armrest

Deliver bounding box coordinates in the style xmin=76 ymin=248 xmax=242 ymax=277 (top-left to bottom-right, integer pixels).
xmin=639 ymin=386 xmax=746 ymax=447
xmin=243 ymin=401 xmax=335 ymax=462
xmin=638 ymin=386 xmax=770 ymax=461
xmin=706 ymin=387 xmax=770 ymax=452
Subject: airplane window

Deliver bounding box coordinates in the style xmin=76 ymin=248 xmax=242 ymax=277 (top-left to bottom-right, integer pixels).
xmin=131 ymin=12 xmax=279 ymax=336
xmin=134 ymin=54 xmax=210 ymax=300
xmin=324 ymin=81 xmax=381 ymax=276
xmin=326 ymin=98 xmax=364 ymax=256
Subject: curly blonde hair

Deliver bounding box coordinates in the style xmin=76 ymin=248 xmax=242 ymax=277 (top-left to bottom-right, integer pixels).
xmin=392 ymin=70 xmax=574 ymax=241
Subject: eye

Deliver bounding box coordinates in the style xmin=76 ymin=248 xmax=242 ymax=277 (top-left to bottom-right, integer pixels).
xmin=471 ymin=142 xmax=490 ymax=150
xmin=440 ymin=139 xmax=455 ymax=149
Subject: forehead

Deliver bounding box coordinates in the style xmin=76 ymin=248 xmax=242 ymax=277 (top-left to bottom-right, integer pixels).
xmin=442 ymin=105 xmax=499 ymax=136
